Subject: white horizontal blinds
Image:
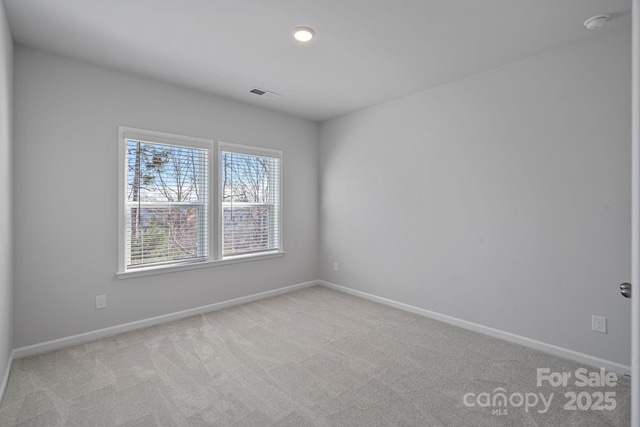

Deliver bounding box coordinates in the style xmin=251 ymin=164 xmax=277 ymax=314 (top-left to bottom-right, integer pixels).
xmin=126 ymin=139 xmax=208 ymax=268
xmin=222 ymin=150 xmax=280 ymax=257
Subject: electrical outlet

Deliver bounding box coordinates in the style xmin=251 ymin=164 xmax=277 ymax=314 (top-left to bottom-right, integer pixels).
xmin=333 ymin=262 xmax=339 ymax=272
xmin=96 ymin=295 xmax=107 ymax=310
xmin=592 ymin=315 xmax=606 ymax=333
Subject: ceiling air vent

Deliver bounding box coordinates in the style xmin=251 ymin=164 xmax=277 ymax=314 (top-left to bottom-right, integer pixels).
xmin=249 ymin=88 xmax=281 ymax=100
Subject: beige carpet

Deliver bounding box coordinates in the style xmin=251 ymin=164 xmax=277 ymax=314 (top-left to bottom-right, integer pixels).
xmin=0 ymin=285 xmax=631 ymax=426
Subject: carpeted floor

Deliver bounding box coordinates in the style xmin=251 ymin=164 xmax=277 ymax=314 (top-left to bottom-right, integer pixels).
xmin=0 ymin=285 xmax=631 ymax=426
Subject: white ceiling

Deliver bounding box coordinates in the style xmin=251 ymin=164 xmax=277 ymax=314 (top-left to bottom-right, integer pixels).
xmin=3 ymin=0 xmax=632 ymax=122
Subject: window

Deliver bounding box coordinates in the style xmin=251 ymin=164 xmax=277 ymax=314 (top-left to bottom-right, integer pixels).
xmin=220 ymin=143 xmax=281 ymax=257
xmin=118 ymin=128 xmax=283 ymax=277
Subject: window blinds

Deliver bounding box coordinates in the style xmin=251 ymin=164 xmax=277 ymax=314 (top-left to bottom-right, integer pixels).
xmin=125 ymin=139 xmax=209 ymax=268
xmin=221 ymin=151 xmax=280 ymax=257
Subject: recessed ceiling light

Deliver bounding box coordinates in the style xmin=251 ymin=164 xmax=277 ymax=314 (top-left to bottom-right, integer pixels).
xmin=292 ymin=27 xmax=315 ymax=42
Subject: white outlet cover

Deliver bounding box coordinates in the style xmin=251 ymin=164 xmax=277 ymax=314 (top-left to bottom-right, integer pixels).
xmin=96 ymin=295 xmax=107 ymax=309
xmin=592 ymin=315 xmax=607 ymax=333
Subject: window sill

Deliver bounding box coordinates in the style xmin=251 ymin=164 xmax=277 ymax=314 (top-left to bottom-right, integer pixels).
xmin=116 ymin=251 xmax=286 ymax=279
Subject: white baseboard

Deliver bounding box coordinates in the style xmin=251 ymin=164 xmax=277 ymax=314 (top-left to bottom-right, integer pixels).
xmin=0 ymin=350 xmax=14 ymax=405
xmin=319 ymin=280 xmax=631 ymax=376
xmin=13 ymin=280 xmax=319 ymax=359
xmin=11 ymin=278 xmax=631 ymax=377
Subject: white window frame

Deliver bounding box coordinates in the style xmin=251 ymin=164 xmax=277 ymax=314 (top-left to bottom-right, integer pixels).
xmin=218 ymin=141 xmax=284 ymax=260
xmin=117 ymin=127 xmax=284 ymax=279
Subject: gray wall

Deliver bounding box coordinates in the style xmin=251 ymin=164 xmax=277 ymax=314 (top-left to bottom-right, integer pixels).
xmin=319 ymin=28 xmax=632 ymax=365
xmin=7 ymin=23 xmax=633 ymax=369
xmin=0 ymin=0 xmax=13 ymax=388
xmin=12 ymin=47 xmax=318 ymax=348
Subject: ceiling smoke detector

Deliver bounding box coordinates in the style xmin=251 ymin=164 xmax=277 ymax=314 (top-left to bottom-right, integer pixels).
xmin=583 ymin=14 xmax=610 ymax=30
